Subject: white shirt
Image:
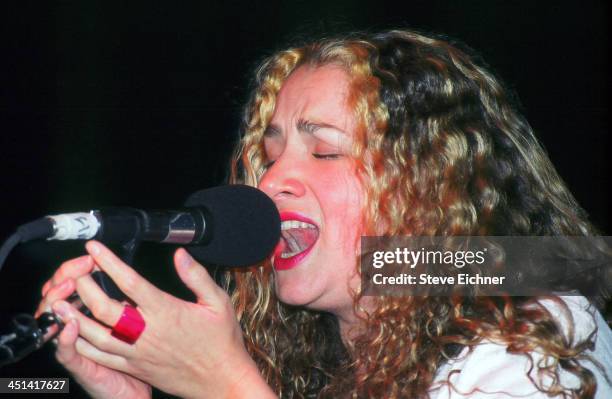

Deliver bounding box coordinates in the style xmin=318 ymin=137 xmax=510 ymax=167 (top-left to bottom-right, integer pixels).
xmin=430 ymin=296 xmax=612 ymax=398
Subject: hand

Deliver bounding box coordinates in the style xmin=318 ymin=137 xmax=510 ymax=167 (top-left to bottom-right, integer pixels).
xmin=36 ymin=256 xmax=152 ymax=399
xmin=49 ymin=241 xmax=275 ymax=399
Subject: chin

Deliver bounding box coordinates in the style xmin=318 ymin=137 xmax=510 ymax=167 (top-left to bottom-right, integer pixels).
xmin=274 ymin=279 xmax=320 ymax=307
xmin=274 ymin=280 xmax=353 ymax=315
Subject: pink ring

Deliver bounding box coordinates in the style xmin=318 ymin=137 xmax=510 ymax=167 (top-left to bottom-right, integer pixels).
xmin=111 ymin=305 xmax=145 ymax=344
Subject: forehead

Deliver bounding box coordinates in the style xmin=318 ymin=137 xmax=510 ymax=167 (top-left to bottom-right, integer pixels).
xmin=272 ymin=65 xmax=354 ymax=129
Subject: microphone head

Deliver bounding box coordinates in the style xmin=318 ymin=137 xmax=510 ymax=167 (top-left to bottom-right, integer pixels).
xmin=184 ymin=185 xmax=280 ymax=267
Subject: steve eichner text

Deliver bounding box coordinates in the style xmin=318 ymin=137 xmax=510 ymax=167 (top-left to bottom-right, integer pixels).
xmin=371 ymin=248 xmax=487 ymax=269
xmin=372 ymin=273 xmax=506 ymax=285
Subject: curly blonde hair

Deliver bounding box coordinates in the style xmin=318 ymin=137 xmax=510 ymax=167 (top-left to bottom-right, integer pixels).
xmin=223 ymin=30 xmax=609 ymax=398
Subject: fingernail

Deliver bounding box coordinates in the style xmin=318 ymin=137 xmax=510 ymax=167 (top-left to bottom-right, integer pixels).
xmin=59 ymin=280 xmax=71 ymax=289
xmin=86 ymin=241 xmax=101 ymax=255
xmin=178 ymin=249 xmax=194 ymax=269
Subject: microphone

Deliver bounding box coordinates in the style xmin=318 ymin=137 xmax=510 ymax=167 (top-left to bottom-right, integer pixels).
xmin=14 ymin=185 xmax=281 ymax=267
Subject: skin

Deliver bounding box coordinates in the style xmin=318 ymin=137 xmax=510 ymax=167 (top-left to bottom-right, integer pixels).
xmin=259 ymin=65 xmax=365 ymax=335
xmin=36 ymin=65 xmax=365 ymax=396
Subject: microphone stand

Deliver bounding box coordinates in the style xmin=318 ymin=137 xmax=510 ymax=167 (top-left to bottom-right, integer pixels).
xmin=0 ymin=238 xmax=139 ymax=368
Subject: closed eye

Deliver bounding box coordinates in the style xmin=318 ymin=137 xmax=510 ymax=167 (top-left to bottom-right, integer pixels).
xmin=312 ymin=153 xmax=342 ymax=160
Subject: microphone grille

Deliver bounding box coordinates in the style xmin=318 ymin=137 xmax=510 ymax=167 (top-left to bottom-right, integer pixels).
xmin=184 ymin=185 xmax=280 ymax=267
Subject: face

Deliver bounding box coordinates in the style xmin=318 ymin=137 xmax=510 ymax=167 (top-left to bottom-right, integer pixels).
xmin=258 ymin=65 xmax=364 ymax=316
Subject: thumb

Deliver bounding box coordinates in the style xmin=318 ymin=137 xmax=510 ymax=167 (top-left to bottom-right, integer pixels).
xmin=174 ymin=248 xmax=222 ymax=306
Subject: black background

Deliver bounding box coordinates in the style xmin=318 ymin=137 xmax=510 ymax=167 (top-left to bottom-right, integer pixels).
xmin=0 ymin=1 xmax=609 ymax=397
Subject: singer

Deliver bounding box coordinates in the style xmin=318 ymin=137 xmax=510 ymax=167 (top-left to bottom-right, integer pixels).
xmin=36 ymin=30 xmax=610 ymax=398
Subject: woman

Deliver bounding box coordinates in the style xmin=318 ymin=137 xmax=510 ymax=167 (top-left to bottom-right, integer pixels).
xmin=36 ymin=30 xmax=611 ymax=398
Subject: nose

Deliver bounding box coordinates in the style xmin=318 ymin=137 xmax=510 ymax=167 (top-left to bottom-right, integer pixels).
xmin=258 ymin=156 xmax=306 ymax=201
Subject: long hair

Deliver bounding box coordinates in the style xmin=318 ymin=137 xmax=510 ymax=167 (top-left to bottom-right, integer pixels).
xmin=224 ymin=30 xmax=609 ymax=398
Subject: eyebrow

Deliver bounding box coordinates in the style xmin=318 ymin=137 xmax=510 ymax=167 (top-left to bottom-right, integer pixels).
xmin=263 ymin=119 xmax=344 ymax=137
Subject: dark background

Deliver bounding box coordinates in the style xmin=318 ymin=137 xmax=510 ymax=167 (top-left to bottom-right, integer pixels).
xmin=0 ymin=1 xmax=608 ymax=397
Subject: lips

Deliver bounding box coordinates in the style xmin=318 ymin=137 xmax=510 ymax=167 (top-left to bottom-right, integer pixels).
xmin=273 ymin=212 xmax=320 ymax=270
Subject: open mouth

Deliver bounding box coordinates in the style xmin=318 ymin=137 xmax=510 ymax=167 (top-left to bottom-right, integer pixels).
xmin=274 ymin=214 xmax=320 ymax=270
xmin=280 ymin=220 xmax=319 ymax=258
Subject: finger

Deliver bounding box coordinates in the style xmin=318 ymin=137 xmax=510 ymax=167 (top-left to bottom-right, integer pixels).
xmin=56 ymin=322 xmax=131 ymax=389
xmin=35 ymin=279 xmax=75 ymax=317
xmin=174 ymin=248 xmax=224 ymax=306
xmin=85 ymin=241 xmax=160 ymax=306
xmin=75 ymin=274 xmax=124 ymax=327
xmin=49 ymin=255 xmax=95 ymax=291
xmin=75 ymin=337 xmax=130 ymax=373
xmin=41 ymin=280 xmax=52 ymax=297
xmin=42 ymin=255 xmax=93 ymax=297
xmin=52 ymin=300 xmax=133 ymax=356
xmin=55 ymin=319 xmax=84 ymax=372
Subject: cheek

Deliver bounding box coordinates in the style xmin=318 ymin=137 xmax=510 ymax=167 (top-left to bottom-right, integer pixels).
xmin=317 ymin=166 xmax=364 ymax=255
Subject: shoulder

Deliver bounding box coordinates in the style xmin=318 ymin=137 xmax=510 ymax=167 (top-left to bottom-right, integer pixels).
xmin=430 ymin=296 xmax=612 ymax=398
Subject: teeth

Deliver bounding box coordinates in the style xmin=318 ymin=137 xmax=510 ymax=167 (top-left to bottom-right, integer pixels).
xmin=281 ymin=220 xmax=317 ymax=230
xmin=281 ymin=250 xmax=302 ymax=259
